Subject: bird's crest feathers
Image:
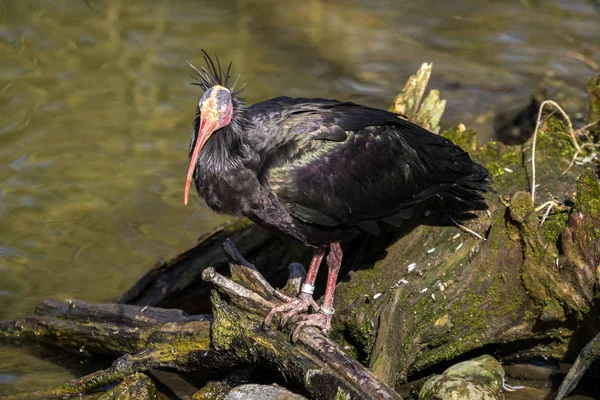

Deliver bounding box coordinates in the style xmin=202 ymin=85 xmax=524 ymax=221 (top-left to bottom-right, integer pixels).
xmin=187 ymin=50 xmax=246 ymax=96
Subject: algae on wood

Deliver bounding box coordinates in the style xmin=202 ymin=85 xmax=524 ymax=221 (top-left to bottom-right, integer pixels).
xmin=587 ymin=75 xmax=600 ymax=141
xmin=0 ymin=243 xmax=401 ymax=400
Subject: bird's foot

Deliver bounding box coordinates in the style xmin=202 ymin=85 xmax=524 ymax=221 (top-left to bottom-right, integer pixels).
xmin=263 ymin=292 xmax=319 ymax=330
xmin=291 ymin=310 xmax=333 ymax=342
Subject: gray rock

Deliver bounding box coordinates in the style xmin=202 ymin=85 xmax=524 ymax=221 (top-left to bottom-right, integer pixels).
xmin=420 ymin=375 xmax=500 ymax=400
xmin=224 ymin=384 xmax=307 ymax=400
xmin=419 ymin=355 xmax=506 ymax=400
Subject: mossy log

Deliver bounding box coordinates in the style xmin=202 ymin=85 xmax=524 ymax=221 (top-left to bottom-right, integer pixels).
xmin=98 ymin=373 xmax=159 ymax=400
xmin=1 ymin=67 xmax=599 ymax=399
xmin=0 ymin=241 xmax=400 ymax=400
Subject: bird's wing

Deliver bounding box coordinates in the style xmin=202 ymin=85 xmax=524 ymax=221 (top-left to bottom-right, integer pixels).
xmin=250 ymin=98 xmax=489 ymax=231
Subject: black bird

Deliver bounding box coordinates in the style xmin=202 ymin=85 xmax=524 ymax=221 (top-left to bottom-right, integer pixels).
xmin=184 ymin=53 xmax=491 ymax=339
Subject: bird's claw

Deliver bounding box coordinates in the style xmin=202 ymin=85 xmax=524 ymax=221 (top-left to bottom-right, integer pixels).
xmin=273 ymin=289 xmax=294 ymax=303
xmin=291 ymin=312 xmax=332 ymax=342
xmin=263 ymin=293 xmax=318 ymax=330
xmin=281 ymin=295 xmax=319 ymax=326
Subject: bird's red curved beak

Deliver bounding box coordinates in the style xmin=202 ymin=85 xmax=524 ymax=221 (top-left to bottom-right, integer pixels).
xmin=184 ymin=113 xmax=219 ymax=205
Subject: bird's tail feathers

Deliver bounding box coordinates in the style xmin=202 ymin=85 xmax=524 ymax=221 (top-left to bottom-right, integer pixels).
xmin=446 ymin=163 xmax=493 ymax=204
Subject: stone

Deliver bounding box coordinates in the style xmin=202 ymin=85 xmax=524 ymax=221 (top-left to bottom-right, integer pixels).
xmin=419 ymin=355 xmax=505 ymax=400
xmin=224 ymin=384 xmax=307 ymax=400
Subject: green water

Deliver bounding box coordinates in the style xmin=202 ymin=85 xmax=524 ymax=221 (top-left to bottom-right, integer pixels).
xmin=0 ymin=0 xmax=598 ymax=396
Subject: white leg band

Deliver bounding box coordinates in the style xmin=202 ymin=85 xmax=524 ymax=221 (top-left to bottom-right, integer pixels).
xmin=300 ymin=283 xmax=315 ymax=295
xmin=319 ymin=306 xmax=335 ymax=316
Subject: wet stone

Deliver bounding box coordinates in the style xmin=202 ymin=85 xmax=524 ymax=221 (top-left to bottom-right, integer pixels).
xmin=419 ymin=355 xmax=505 ymax=400
xmin=224 ymin=384 xmax=307 ymax=400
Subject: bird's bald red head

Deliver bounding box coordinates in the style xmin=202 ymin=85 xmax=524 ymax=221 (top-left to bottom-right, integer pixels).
xmin=185 ymin=85 xmax=233 ymax=205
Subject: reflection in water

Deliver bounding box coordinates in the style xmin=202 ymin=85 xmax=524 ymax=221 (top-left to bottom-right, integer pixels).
xmin=0 ymin=0 xmax=598 ymax=396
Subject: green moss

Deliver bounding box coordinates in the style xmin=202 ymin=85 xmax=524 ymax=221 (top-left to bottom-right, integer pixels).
xmin=442 ymin=125 xmax=530 ymax=196
xmin=575 ymin=169 xmax=600 ymax=244
xmin=334 ymin=388 xmax=352 ymax=400
xmin=191 ymin=381 xmax=231 ymax=400
xmin=210 ymin=292 xmax=247 ymax=352
xmin=576 ymin=169 xmax=600 ymax=217
xmin=449 ymin=109 xmax=584 ymax=200
xmin=451 ymin=294 xmax=488 ymax=332
xmin=516 ymin=334 xmax=571 ymax=360
xmin=341 ymin=317 xmax=375 ymax=364
xmin=420 ymin=356 xmax=504 ymax=400
xmin=507 ymin=192 xmax=577 ymax=319
xmin=587 ymin=75 xmax=600 ymax=141
xmin=524 ymin=310 xmax=536 ymax=322
xmin=333 ymin=240 xmax=425 ymax=362
xmin=332 ymin=284 xmax=379 ymax=360
xmin=98 ymin=373 xmax=157 ymax=400
xmin=540 ymin=300 xmax=567 ymax=322
xmin=441 ymin=127 xmax=478 ymax=152
xmin=475 ymin=140 xmax=524 ymax=194
xmin=443 ymin=355 xmax=504 ymax=393
xmin=509 ymin=191 xmax=534 ymax=224
xmin=411 ymin=291 xmax=491 ymax=371
xmin=538 ymin=117 xmax=578 ymax=159
xmin=484 ymin=143 xmax=521 ymax=174
xmin=533 ymin=291 xmax=568 ymax=323
xmin=412 ymin=211 xmax=535 ymax=371
xmin=487 ymin=273 xmax=525 ymax=321
xmin=170 ymin=336 xmax=211 ymax=355
xmin=540 ymin=210 xmax=569 ymax=248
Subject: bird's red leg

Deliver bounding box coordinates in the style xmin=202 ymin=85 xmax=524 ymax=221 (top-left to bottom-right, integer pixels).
xmin=263 ymin=247 xmax=326 ymax=329
xmin=291 ymin=242 xmax=342 ymax=342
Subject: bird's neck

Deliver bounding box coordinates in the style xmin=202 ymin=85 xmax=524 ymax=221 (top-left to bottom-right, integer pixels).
xmin=201 ymin=127 xmax=249 ymax=166
xmin=197 ymin=103 xmax=253 ymax=171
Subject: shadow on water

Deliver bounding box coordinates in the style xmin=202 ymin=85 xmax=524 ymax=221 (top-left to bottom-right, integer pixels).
xmin=0 ymin=0 xmax=599 ymax=396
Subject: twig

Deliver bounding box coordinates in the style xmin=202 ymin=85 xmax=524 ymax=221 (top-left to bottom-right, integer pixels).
xmin=560 ymin=147 xmax=584 ymax=178
xmin=202 ymin=267 xmax=274 ymax=309
xmin=559 ymin=118 xmax=600 ymax=177
xmin=533 ymin=199 xmax=570 ymax=228
xmin=575 ymin=119 xmax=600 ymax=136
xmin=539 ymin=202 xmax=554 ymax=227
xmin=222 ymin=238 xmax=278 ymax=299
xmin=555 ymin=331 xmax=600 ymax=400
xmin=449 ymin=217 xmax=485 ymax=241
xmin=534 ymin=200 xmax=564 ymax=213
xmin=222 ymin=239 xmax=305 ymax=302
xmin=561 ymin=142 xmax=600 ymax=177
xmin=529 ymin=100 xmax=581 ymax=203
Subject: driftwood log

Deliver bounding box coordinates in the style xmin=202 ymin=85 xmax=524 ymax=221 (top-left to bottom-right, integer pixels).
xmin=0 ymin=241 xmax=399 ymax=400
xmin=1 ymin=68 xmax=599 ymax=399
